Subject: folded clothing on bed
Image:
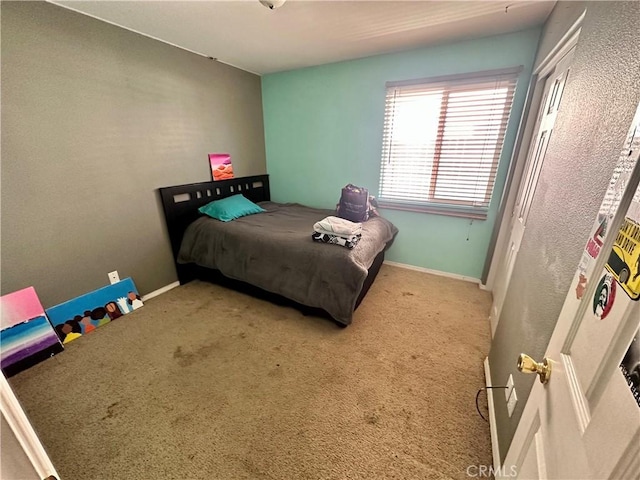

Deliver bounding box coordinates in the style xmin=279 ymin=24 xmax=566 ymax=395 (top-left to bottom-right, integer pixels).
xmin=311 ymin=231 xmax=362 ymax=249
xmin=313 ymin=216 xmax=362 ymax=237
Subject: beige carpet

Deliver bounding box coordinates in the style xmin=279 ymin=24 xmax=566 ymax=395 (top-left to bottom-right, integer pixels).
xmin=9 ymin=265 xmax=493 ymax=480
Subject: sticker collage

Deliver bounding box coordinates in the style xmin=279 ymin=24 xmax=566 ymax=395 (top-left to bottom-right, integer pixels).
xmin=573 ymin=104 xmax=640 ymax=407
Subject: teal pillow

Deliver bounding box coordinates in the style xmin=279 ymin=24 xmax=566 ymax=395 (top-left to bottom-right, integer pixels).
xmin=198 ymin=194 xmax=265 ymax=222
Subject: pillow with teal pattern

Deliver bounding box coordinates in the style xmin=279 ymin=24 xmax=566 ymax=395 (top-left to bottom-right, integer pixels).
xmin=198 ymin=194 xmax=265 ymax=222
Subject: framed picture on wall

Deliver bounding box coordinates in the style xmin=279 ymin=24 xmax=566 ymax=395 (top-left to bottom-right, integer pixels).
xmin=209 ymin=153 xmax=234 ymax=181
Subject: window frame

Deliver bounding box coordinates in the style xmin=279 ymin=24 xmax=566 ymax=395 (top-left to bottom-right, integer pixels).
xmin=378 ymin=66 xmax=523 ymax=220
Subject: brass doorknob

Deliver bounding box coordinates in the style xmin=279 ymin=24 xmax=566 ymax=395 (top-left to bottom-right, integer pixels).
xmin=517 ymin=354 xmax=552 ymax=384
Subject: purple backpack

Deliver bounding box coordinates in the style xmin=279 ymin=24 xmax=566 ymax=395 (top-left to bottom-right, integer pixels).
xmin=336 ymin=184 xmax=370 ymax=223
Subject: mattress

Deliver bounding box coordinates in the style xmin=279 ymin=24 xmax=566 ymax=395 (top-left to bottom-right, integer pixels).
xmin=177 ymin=201 xmax=398 ymax=324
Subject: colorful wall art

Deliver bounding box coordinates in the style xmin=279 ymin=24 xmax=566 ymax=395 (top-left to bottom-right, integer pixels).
xmin=209 ymin=153 xmax=234 ymax=181
xmin=46 ymin=278 xmax=143 ymax=344
xmin=0 ymin=287 xmax=63 ymax=377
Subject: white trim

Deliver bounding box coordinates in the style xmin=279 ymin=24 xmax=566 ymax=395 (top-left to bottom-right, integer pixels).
xmin=534 ymin=10 xmax=585 ymax=76
xmin=503 ymin=379 xmax=544 ymax=475
xmin=0 ymin=373 xmax=60 ymax=480
xmin=486 ymin=11 xmax=584 ymax=292
xmin=484 ymin=357 xmax=502 ymax=473
xmin=610 ymin=430 xmax=640 ymax=480
xmin=383 ymin=260 xmax=480 ymax=284
xmin=141 ymin=281 xmax=180 ymax=302
xmin=484 ymin=11 xmax=584 ymax=333
xmin=46 ymin=1 xmax=260 ymax=76
xmin=483 ymin=75 xmax=541 ymax=294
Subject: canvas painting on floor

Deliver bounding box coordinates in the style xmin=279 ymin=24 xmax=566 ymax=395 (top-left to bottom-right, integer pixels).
xmin=46 ymin=277 xmax=143 ymax=344
xmin=209 ymin=153 xmax=234 ymax=181
xmin=0 ymin=287 xmax=64 ymax=377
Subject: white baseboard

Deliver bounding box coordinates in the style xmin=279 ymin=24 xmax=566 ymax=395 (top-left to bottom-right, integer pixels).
xmin=484 ymin=357 xmax=502 ymax=472
xmin=383 ymin=260 xmax=481 ymax=284
xmin=141 ymin=281 xmax=180 ymax=302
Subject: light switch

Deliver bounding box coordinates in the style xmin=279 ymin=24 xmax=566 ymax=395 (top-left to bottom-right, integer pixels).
xmin=507 ymin=388 xmax=518 ymax=417
xmin=505 ymin=374 xmax=515 ymax=402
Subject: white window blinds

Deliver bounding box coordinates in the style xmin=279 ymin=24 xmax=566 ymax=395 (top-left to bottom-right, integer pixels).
xmin=379 ymin=67 xmax=521 ymax=219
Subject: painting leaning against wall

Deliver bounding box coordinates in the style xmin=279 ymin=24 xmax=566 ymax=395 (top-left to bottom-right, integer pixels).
xmin=46 ymin=277 xmax=143 ymax=344
xmin=0 ymin=286 xmax=64 ymax=377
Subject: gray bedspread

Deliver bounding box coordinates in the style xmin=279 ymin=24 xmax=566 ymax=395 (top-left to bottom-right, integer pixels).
xmin=177 ymin=202 xmax=397 ymax=325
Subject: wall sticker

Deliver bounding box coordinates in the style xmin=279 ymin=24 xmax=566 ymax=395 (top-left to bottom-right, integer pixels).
xmin=605 ymin=213 xmax=640 ymax=300
xmin=621 ymin=328 xmax=640 ymax=408
xmin=592 ymin=273 xmax=616 ymax=320
xmin=574 ymin=101 xmax=640 ymax=304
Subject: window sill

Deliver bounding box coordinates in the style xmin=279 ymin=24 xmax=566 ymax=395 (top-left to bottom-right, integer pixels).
xmin=377 ymin=200 xmax=488 ymax=220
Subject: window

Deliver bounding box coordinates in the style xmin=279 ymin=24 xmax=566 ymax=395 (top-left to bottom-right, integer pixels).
xmin=378 ymin=67 xmax=521 ymax=219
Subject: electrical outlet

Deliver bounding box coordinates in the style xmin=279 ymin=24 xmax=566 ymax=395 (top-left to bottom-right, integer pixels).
xmin=108 ymin=271 xmax=120 ymax=285
xmin=505 ymin=374 xmax=515 ymax=402
xmin=507 ymin=388 xmax=518 ymax=417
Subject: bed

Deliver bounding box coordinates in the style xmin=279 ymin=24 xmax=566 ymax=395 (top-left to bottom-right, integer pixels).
xmin=159 ymin=175 xmax=397 ymax=325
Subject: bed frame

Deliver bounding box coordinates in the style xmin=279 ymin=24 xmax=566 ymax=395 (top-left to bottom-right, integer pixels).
xmin=158 ymin=175 xmax=384 ymax=323
xmin=159 ymin=174 xmax=271 ymax=283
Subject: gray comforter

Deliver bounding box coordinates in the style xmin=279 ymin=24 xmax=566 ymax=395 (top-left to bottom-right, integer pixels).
xmin=177 ymin=202 xmax=397 ymax=325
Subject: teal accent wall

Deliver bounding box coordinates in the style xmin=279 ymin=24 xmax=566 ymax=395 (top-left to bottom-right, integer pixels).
xmin=262 ymin=28 xmax=541 ymax=278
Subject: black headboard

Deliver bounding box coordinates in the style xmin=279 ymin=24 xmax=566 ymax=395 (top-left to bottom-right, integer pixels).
xmin=158 ymin=175 xmax=270 ymax=262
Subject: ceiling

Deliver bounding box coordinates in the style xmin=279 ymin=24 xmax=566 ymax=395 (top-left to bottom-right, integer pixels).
xmin=50 ymin=0 xmax=555 ymax=75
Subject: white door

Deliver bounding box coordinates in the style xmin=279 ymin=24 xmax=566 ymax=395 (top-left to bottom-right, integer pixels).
xmin=491 ymin=49 xmax=575 ymax=325
xmin=503 ymin=103 xmax=640 ymax=479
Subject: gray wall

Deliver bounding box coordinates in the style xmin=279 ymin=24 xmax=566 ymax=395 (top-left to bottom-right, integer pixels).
xmin=1 ymin=2 xmax=266 ymax=307
xmin=489 ymin=1 xmax=640 ymax=461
